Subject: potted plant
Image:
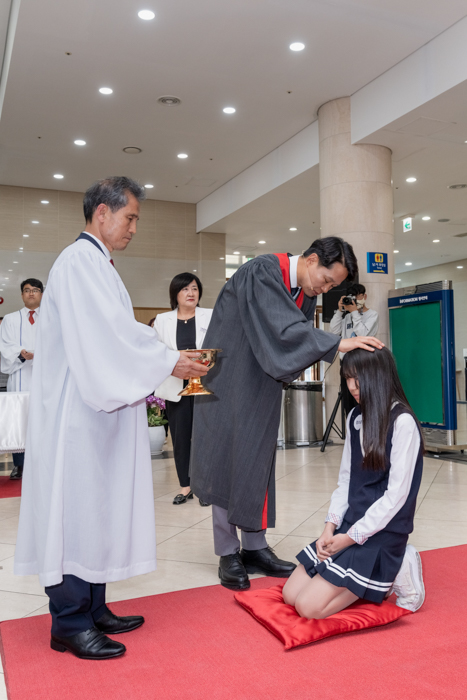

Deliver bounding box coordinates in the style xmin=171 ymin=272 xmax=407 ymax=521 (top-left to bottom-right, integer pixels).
xmin=146 ymin=395 xmax=168 ymax=456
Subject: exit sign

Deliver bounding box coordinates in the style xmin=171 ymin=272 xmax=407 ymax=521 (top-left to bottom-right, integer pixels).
xmin=403 ymin=217 xmax=412 ymax=232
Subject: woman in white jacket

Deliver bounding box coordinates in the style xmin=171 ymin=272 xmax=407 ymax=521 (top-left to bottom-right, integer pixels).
xmin=153 ymin=273 xmax=213 ymax=505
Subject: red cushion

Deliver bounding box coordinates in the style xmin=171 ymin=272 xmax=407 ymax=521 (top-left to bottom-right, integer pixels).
xmin=235 ymin=583 xmax=412 ymax=650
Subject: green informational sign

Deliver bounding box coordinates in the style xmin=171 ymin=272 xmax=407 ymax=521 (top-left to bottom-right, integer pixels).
xmin=390 ymin=302 xmax=444 ymax=424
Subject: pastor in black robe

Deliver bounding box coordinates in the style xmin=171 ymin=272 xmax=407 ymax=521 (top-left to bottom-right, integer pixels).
xmin=190 ymin=254 xmax=339 ymax=531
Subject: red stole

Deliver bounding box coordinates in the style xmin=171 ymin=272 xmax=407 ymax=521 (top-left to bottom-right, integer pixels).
xmin=259 ymin=255 xmax=304 ymax=529
xmin=274 ymin=253 xmax=304 ymax=309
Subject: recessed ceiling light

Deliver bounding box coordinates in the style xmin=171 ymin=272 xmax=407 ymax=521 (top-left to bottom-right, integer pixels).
xmin=219 ymin=257 xmax=225 ymax=260
xmin=433 ymin=239 xmax=440 ymax=243
xmin=138 ymin=9 xmax=155 ymax=20
xmin=396 ymin=279 xmax=401 ymax=282
xmin=457 ymin=265 xmax=464 ymax=269
xmin=406 ymin=177 xmax=417 ymax=183
xmin=405 ymin=262 xmax=412 ymax=266
xmin=99 ymin=87 xmax=113 ymax=95
xmin=19 ymin=247 xmax=23 ymax=250
xmin=144 ymin=184 xmax=154 ymax=188
xmin=289 ymin=227 xmax=297 ymax=231
xmin=422 ymin=216 xmax=431 ymax=221
xmin=177 ymin=153 xmax=188 ymax=159
xmin=54 ymin=174 xmax=64 ymax=179
xmin=32 ymin=220 xmax=39 ymax=224
xmin=223 ymin=107 xmax=236 ymax=114
xmin=258 ymin=240 xmax=266 ymax=244
xmin=13 ymin=261 xmax=18 ymax=264
xmin=290 ymin=42 xmax=305 ymax=51
xmin=74 ymin=139 xmax=86 ymax=146
xmin=4 ymin=278 xmax=8 ymax=280
xmin=8 ymin=269 xmax=12 ymax=272
xmin=41 ymin=200 xmax=49 ymax=204
xmin=157 ymin=96 xmax=181 ymax=106
xmin=394 ymin=250 xmax=399 ymax=253
xmin=23 ymin=234 xmax=29 ymax=237
xmin=233 ymin=251 xmax=240 ymax=255
xmin=122 ymin=146 xmax=142 ymax=154
xmin=193 ymin=269 xmax=197 ymax=272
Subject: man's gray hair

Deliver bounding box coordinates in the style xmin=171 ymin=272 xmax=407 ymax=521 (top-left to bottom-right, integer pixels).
xmin=83 ymin=176 xmax=146 ymax=222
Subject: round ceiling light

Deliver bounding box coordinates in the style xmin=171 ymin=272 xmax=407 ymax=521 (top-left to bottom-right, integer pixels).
xmin=74 ymin=139 xmax=86 ymax=146
xmin=32 ymin=220 xmax=39 ymax=224
xmin=405 ymin=262 xmax=412 ymax=266
xmin=144 ymin=184 xmax=154 ymax=189
xmin=448 ymin=183 xmax=467 ymax=190
xmin=433 ymin=239 xmax=440 ymax=243
xmin=219 ymin=257 xmax=225 ymax=260
xmin=396 ymin=279 xmax=401 ymax=282
xmin=406 ymin=177 xmax=417 ymax=183
xmin=258 ymin=240 xmax=266 ymax=244
xmin=23 ymin=234 xmax=29 ymax=237
xmin=289 ymin=227 xmax=297 ymax=231
xmin=158 ymin=96 xmax=181 ymax=106
xmin=123 ymin=146 xmax=142 ymax=154
xmin=53 ymin=174 xmax=64 ymax=179
xmin=422 ymin=216 xmax=431 ymax=221
xmin=457 ymin=266 xmax=464 ymax=269
xmin=223 ymin=107 xmax=236 ymax=114
xmin=138 ymin=9 xmax=155 ymax=20
xmin=41 ymin=200 xmax=49 ymax=204
xmin=99 ymin=87 xmax=113 ymax=95
xmin=233 ymin=251 xmax=240 ymax=255
xmin=177 ymin=153 xmax=188 ymax=159
xmin=290 ymin=42 xmax=305 ymax=51
xmin=394 ymin=250 xmax=399 ymax=253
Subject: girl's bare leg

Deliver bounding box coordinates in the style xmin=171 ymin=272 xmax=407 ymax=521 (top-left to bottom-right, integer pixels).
xmin=282 ymin=564 xmax=311 ymax=606
xmin=294 ymin=573 xmax=358 ymax=619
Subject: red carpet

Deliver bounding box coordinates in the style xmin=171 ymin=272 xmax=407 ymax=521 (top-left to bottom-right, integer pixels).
xmin=0 ymin=476 xmax=21 ymax=499
xmin=0 ymin=546 xmax=465 ymax=700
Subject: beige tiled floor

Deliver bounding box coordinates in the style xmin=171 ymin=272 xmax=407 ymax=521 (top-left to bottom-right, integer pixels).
xmin=0 ymin=441 xmax=466 ymax=696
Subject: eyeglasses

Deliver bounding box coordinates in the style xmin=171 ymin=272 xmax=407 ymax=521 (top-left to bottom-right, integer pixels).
xmin=23 ymin=288 xmax=42 ymax=295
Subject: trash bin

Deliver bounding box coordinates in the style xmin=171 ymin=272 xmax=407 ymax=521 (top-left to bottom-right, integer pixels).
xmin=284 ymin=381 xmax=323 ymax=446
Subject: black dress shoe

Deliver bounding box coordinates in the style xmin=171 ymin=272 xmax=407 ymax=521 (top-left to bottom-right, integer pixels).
xmin=9 ymin=466 xmax=23 ymax=480
xmin=50 ymin=627 xmax=125 ymax=660
xmin=95 ymin=609 xmax=145 ymax=634
xmin=173 ymin=491 xmax=193 ymax=505
xmin=241 ymin=546 xmax=296 ymax=578
xmin=199 ymin=499 xmax=210 ymax=507
xmin=219 ymin=552 xmax=250 ymax=590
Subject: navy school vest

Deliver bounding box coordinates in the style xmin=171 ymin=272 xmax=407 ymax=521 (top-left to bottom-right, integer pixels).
xmin=344 ymin=404 xmax=423 ymax=535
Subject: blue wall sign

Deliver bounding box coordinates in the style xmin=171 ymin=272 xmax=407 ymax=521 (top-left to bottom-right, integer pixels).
xmin=367 ymin=252 xmax=388 ymax=274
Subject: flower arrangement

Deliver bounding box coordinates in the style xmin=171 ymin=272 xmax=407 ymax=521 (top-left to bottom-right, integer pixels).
xmin=146 ymin=395 xmax=168 ymax=427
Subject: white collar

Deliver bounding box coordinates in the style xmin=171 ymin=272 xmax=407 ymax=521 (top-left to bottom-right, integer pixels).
xmin=83 ymin=231 xmax=112 ymax=260
xmin=23 ymin=307 xmax=40 ymax=316
xmin=289 ymin=255 xmax=300 ymax=289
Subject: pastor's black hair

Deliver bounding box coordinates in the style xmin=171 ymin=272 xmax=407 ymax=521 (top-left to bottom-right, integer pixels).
xmin=303 ymin=237 xmax=358 ymax=282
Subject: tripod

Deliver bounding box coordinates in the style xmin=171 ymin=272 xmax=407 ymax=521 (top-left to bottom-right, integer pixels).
xmin=321 ymin=389 xmax=346 ymax=452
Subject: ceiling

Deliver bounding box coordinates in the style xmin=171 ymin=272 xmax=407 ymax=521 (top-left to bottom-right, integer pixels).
xmin=1 ymin=0 xmax=467 ymax=205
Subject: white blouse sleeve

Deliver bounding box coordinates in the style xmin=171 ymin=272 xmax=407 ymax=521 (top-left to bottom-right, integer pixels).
xmin=325 ymin=410 xmax=353 ymax=527
xmin=347 ymin=413 xmax=421 ymax=544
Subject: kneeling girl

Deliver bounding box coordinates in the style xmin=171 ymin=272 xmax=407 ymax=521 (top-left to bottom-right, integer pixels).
xmin=283 ymin=347 xmax=424 ymax=619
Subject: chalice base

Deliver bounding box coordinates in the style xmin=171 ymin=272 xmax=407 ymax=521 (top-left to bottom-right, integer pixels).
xmin=178 ymin=377 xmax=213 ymax=397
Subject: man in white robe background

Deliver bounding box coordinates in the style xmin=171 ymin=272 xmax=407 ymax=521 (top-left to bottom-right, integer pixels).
xmin=14 ymin=176 xmax=209 ymax=660
xmin=0 ymin=278 xmax=43 ymax=479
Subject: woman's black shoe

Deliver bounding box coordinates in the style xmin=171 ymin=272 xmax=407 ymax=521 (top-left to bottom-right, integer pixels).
xmin=173 ymin=491 xmax=193 ymax=505
xmin=199 ymin=499 xmax=210 ymax=507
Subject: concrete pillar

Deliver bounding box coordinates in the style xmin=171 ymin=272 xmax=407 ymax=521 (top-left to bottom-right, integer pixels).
xmin=318 ymin=97 xmax=394 ymax=428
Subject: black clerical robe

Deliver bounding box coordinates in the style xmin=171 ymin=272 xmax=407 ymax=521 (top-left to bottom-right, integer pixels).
xmin=190 ymin=254 xmax=339 ymax=531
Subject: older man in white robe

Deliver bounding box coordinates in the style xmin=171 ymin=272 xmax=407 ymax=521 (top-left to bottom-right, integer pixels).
xmin=14 ymin=176 xmax=208 ymax=661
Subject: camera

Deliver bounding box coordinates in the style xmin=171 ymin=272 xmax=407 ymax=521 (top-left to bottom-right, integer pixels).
xmin=342 ymin=295 xmax=356 ymax=306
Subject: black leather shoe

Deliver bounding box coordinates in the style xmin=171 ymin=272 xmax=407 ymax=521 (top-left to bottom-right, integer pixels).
xmin=95 ymin=609 xmax=144 ymax=634
xmin=50 ymin=627 xmax=125 ymax=659
xmin=241 ymin=546 xmax=296 ymax=578
xmin=9 ymin=466 xmax=23 ymax=480
xmin=199 ymin=499 xmax=210 ymax=507
xmin=219 ymin=552 xmax=250 ymax=590
xmin=173 ymin=491 xmax=193 ymax=505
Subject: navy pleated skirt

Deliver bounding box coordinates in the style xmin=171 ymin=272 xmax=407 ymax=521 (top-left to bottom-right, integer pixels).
xmin=296 ymin=520 xmax=409 ymax=603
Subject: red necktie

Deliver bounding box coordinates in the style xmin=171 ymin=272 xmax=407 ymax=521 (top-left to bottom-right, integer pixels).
xmin=110 ymin=259 xmax=115 ymax=266
xmin=28 ymin=310 xmax=35 ymax=325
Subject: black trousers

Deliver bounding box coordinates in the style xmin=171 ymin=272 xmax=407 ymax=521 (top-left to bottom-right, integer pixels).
xmin=165 ymin=396 xmax=194 ymax=488
xmin=45 ymin=575 xmax=108 ymax=637
xmin=13 ymin=452 xmax=24 ymax=467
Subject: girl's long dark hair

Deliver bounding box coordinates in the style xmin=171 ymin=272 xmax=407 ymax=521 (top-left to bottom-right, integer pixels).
xmin=341 ymin=347 xmax=423 ymax=471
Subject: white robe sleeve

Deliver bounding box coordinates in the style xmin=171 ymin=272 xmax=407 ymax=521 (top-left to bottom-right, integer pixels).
xmin=325 ymin=410 xmax=353 ymax=527
xmin=347 ymin=413 xmax=421 ymax=544
xmin=51 ymin=249 xmax=180 ymax=412
xmin=0 ymin=314 xmax=25 ymax=376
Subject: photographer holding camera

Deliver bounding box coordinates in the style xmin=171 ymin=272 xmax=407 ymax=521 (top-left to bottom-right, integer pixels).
xmin=330 ymin=283 xmax=379 ymax=416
